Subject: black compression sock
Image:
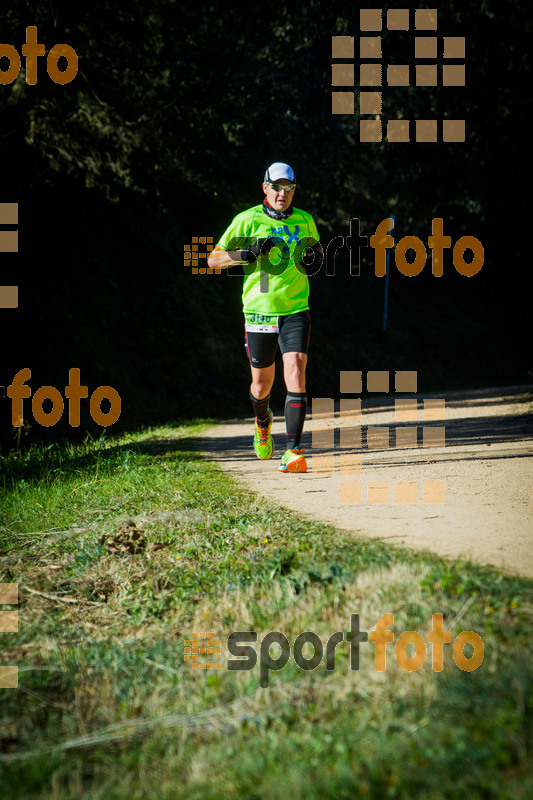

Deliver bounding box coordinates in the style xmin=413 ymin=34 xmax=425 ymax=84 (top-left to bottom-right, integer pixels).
xmin=285 ymin=392 xmax=307 ymax=449
xmin=250 ymin=391 xmax=270 ymax=425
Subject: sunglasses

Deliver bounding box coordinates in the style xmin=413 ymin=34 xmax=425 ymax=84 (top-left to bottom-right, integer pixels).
xmin=268 ymin=182 xmax=296 ymax=192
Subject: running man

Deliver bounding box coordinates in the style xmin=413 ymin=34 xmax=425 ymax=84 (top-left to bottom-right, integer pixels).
xmin=208 ymin=162 xmax=323 ymax=472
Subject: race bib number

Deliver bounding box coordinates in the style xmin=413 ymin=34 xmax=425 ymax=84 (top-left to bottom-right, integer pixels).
xmin=244 ymin=312 xmax=279 ymax=333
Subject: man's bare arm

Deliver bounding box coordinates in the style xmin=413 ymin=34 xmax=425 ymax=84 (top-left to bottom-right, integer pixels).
xmin=207 ymin=241 xmax=323 ymax=270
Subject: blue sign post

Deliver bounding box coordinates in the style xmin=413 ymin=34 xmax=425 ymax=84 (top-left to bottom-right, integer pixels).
xmin=382 ymin=215 xmax=395 ymax=331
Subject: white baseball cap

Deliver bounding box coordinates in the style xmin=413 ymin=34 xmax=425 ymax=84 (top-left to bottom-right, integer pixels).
xmin=264 ymin=162 xmax=296 ymax=183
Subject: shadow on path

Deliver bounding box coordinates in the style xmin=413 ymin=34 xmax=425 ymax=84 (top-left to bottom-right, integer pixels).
xmin=195 ymin=385 xmax=533 ymax=465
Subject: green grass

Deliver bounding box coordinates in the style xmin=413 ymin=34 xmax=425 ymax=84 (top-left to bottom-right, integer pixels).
xmin=1 ymin=423 xmax=532 ymax=799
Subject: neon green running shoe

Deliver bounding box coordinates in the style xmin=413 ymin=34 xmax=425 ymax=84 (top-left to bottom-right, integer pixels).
xmin=253 ymin=409 xmax=274 ymax=460
xmin=278 ymin=448 xmax=307 ymax=473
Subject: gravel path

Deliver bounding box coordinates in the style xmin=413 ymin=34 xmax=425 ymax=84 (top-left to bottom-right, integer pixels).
xmin=197 ymin=386 xmax=533 ymax=578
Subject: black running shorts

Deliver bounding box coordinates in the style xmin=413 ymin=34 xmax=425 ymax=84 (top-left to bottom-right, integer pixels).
xmin=244 ymin=310 xmax=311 ymax=369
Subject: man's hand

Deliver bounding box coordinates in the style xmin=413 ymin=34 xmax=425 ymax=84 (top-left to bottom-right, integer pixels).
xmin=239 ymin=237 xmax=275 ymax=263
xmin=299 ymin=245 xmax=323 ymax=270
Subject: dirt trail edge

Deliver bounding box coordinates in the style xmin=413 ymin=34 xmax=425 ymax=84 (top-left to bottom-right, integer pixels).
xmin=197 ymin=386 xmax=533 ymax=578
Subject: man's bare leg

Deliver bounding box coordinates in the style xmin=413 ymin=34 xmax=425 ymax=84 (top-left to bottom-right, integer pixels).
xmin=282 ymin=352 xmax=307 ymax=393
xmin=250 ymin=363 xmax=276 ymax=403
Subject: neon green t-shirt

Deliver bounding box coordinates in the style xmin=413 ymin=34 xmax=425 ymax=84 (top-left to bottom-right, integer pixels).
xmin=217 ymin=205 xmax=320 ymax=315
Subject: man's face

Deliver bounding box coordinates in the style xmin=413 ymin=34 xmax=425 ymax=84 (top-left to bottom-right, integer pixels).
xmin=262 ymin=178 xmax=296 ymax=212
